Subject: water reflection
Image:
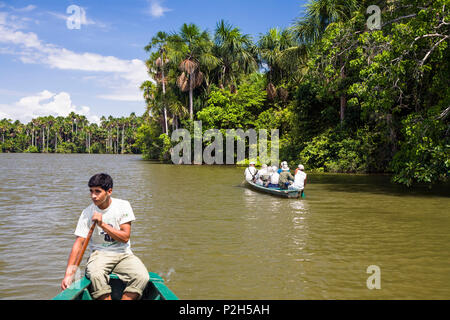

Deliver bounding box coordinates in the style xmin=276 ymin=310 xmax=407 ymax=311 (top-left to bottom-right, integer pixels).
xmin=289 ymin=198 xmax=309 ymax=212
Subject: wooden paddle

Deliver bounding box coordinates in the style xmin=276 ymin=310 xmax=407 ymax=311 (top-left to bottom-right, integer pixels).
xmin=74 ymin=221 xmax=97 ymax=268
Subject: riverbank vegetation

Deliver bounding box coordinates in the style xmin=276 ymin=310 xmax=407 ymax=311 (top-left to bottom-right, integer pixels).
xmin=0 ymin=113 xmax=143 ymax=154
xmin=136 ymin=0 xmax=449 ymax=187
xmin=1 ymin=0 xmax=448 ymax=187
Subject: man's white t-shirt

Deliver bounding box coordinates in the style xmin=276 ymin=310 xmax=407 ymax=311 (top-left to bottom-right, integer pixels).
xmin=244 ymin=167 xmax=257 ymax=181
xmin=74 ymin=197 xmax=135 ymax=254
xmin=256 ymin=168 xmax=267 ymax=179
xmin=293 ymin=171 xmax=307 ymax=189
xmin=270 ymin=172 xmax=280 ymax=184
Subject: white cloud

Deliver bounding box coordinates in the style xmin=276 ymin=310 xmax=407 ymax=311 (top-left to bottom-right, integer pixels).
xmin=0 ymin=3 xmax=36 ymax=12
xmin=0 ymin=110 xmax=9 ymax=119
xmin=148 ymin=0 xmax=172 ymax=18
xmin=0 ymin=11 xmax=38 ymax=30
xmin=13 ymin=5 xmax=36 ymax=13
xmin=0 ymin=26 xmax=41 ymax=48
xmin=0 ymin=90 xmax=100 ymax=124
xmin=43 ymin=49 xmax=148 ymax=101
xmin=97 ymin=93 xmax=144 ymax=101
xmin=0 ymin=12 xmax=148 ymax=102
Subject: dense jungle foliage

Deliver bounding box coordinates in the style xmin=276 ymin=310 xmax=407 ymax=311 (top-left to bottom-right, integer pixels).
xmin=136 ymin=0 xmax=449 ymax=187
xmin=2 ymin=0 xmax=449 ymax=187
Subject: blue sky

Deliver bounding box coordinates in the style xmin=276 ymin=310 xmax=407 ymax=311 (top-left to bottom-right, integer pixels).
xmin=0 ymin=0 xmax=307 ymax=124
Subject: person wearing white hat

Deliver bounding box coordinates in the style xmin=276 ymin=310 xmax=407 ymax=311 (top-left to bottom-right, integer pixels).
xmin=292 ymin=164 xmax=307 ymax=190
xmin=244 ymin=161 xmax=258 ymax=182
xmin=279 ymin=163 xmax=295 ymax=189
xmin=277 ymin=161 xmax=287 ymax=174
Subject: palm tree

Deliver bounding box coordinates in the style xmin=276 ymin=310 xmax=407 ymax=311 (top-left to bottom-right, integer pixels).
xmin=47 ymin=115 xmax=55 ymax=152
xmin=100 ymin=116 xmax=109 ymax=153
xmin=140 ymin=80 xmax=167 ymax=132
xmin=119 ymin=117 xmax=126 ymax=154
xmin=213 ymin=20 xmax=258 ymax=90
xmin=166 ymin=91 xmax=188 ymax=130
xmin=84 ymin=123 xmax=91 ymax=153
xmin=35 ymin=118 xmax=44 ymax=152
xmin=292 ymin=0 xmax=360 ymax=44
xmin=145 ymin=31 xmax=170 ymax=134
xmin=258 ymin=27 xmax=305 ymax=98
xmin=0 ymin=120 xmax=6 ymax=145
xmin=292 ymin=0 xmax=360 ymax=123
xmin=167 ymin=23 xmax=215 ymax=120
xmin=107 ymin=116 xmax=115 ymax=154
xmin=54 ymin=116 xmax=64 ymax=151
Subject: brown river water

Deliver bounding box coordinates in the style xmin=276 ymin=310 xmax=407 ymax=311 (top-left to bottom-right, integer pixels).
xmin=0 ymin=153 xmax=449 ymax=299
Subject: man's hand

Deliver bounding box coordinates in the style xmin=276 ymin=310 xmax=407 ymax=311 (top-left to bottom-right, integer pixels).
xmin=61 ymin=273 xmax=74 ymax=290
xmin=92 ymin=211 xmax=103 ymax=227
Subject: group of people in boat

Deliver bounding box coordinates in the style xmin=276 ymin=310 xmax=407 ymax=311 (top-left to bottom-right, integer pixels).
xmin=244 ymin=161 xmax=307 ymax=191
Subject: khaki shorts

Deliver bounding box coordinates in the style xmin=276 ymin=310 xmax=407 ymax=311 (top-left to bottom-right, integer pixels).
xmin=85 ymin=250 xmax=149 ymax=299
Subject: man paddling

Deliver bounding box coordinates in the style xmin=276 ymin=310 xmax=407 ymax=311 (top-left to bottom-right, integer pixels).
xmin=61 ymin=173 xmax=149 ymax=300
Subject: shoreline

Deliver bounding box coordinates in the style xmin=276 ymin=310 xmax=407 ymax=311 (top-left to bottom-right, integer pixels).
xmin=1 ymin=153 xmax=449 ymax=190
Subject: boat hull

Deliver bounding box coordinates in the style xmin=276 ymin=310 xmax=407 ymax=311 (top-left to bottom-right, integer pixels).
xmin=53 ymin=272 xmax=178 ymax=300
xmin=245 ymin=180 xmax=303 ymax=198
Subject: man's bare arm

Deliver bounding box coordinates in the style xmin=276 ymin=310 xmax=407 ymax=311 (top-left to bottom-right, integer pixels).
xmin=91 ymin=211 xmax=131 ymax=243
xmin=99 ymin=222 xmax=131 ymax=243
xmin=61 ymin=236 xmax=85 ymax=290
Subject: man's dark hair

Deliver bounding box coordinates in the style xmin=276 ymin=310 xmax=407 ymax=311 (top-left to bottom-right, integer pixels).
xmin=88 ymin=173 xmax=113 ymax=191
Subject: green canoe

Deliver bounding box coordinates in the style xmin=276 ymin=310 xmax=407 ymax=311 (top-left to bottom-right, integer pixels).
xmin=53 ymin=272 xmax=178 ymax=300
xmin=245 ymin=180 xmax=304 ymax=199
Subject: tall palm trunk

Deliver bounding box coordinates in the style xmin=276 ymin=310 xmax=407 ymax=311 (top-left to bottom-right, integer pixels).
xmin=340 ymin=95 xmax=346 ymax=123
xmin=121 ymin=126 xmax=125 ymax=154
xmin=339 ymin=57 xmax=346 ymax=124
xmin=161 ymin=54 xmax=169 ymax=134
xmin=46 ymin=126 xmax=49 ymax=152
xmin=42 ymin=127 xmax=45 ymax=153
xmin=189 ymin=71 xmax=196 ymax=120
xmin=107 ymin=130 xmax=111 ymax=154
xmin=116 ymin=126 xmax=119 ymax=154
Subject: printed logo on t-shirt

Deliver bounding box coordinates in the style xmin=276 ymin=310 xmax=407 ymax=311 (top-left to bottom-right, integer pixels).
xmin=100 ymin=224 xmax=117 ymax=246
